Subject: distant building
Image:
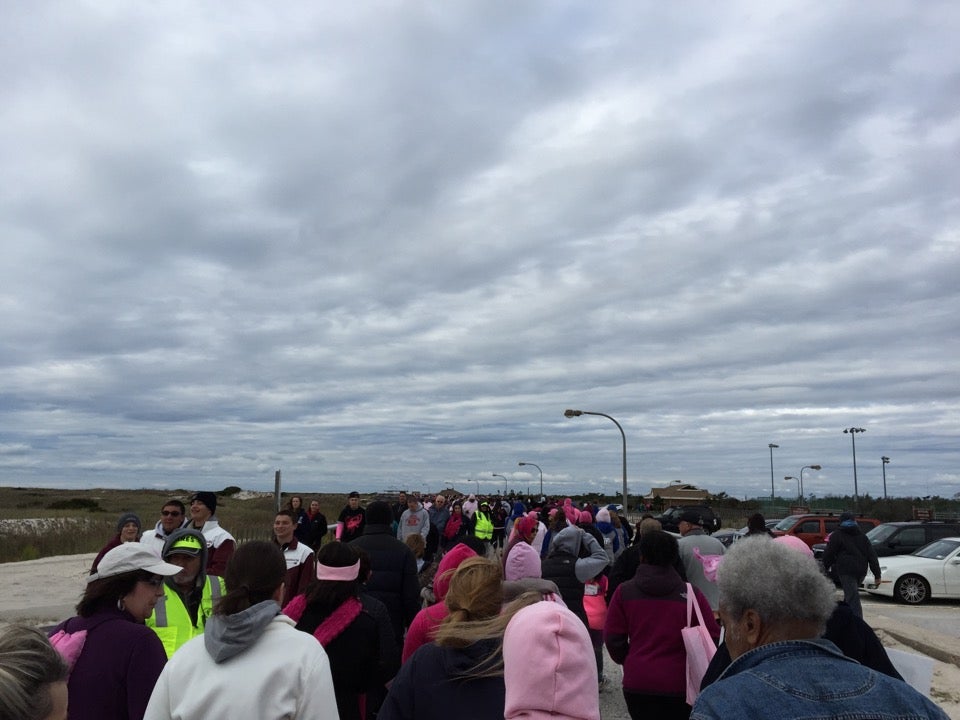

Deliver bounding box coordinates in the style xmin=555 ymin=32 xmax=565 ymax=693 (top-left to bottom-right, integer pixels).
xmin=643 ymin=483 xmax=709 ymax=505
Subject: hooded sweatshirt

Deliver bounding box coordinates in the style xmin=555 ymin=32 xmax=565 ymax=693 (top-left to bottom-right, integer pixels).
xmin=503 ymin=541 xmax=564 ymax=605
xmin=541 ymin=526 xmax=609 ymax=627
xmin=143 ymin=600 xmax=337 ymax=720
xmin=380 ymin=638 xmax=504 ymax=720
xmin=401 ymin=543 xmax=477 ymax=662
xmin=397 ymin=501 xmax=430 ymax=541
xmin=504 ymin=601 xmax=600 ymax=720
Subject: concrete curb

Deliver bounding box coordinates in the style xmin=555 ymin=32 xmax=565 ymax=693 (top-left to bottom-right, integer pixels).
xmin=869 ymin=613 xmax=960 ymax=668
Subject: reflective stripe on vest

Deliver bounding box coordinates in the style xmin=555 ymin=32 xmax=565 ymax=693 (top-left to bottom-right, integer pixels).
xmin=474 ymin=512 xmax=494 ymax=540
xmin=146 ymin=576 xmax=224 ymax=657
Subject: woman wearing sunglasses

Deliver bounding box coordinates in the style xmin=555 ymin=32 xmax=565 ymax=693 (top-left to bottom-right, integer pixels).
xmin=49 ymin=543 xmax=181 ymax=720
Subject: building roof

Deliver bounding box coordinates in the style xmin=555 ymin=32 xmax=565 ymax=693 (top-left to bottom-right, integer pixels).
xmin=643 ymin=483 xmax=709 ymax=502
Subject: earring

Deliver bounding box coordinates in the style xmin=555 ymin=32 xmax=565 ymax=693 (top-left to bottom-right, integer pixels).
xmin=117 ymin=596 xmax=126 ymax=612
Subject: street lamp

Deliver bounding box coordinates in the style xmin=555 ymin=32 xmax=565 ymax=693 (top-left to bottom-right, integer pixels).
xmin=518 ymin=462 xmax=542 ymax=497
xmin=799 ymin=465 xmax=821 ymax=503
xmin=768 ymin=444 xmax=779 ymax=504
xmin=785 ymin=476 xmax=799 ymax=501
xmin=564 ymin=409 xmax=627 ymax=512
xmin=492 ymin=473 xmax=507 ymax=495
xmin=881 ymin=456 xmax=890 ymax=500
xmin=843 ymin=427 xmax=866 ymax=510
xmin=475 ymin=479 xmax=480 ymax=495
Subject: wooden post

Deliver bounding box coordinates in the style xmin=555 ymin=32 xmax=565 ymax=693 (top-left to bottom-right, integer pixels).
xmin=274 ymin=470 xmax=282 ymax=512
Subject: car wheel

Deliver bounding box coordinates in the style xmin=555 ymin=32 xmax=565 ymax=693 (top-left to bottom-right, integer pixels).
xmin=894 ymin=575 xmax=930 ymax=605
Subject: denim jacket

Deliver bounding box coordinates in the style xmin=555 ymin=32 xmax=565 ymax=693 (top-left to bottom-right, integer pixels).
xmin=691 ymin=638 xmax=948 ymax=720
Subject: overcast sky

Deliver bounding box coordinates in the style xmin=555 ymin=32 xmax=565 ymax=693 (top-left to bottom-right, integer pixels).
xmin=2 ymin=2 xmax=958 ymax=503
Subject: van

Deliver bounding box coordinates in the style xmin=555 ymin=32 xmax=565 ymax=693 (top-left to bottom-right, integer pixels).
xmin=771 ymin=514 xmax=880 ymax=549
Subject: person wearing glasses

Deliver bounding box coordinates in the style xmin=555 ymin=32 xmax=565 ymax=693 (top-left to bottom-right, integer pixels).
xmin=141 ymin=500 xmax=188 ymax=557
xmin=49 ymin=543 xmax=181 ymax=720
xmin=145 ymin=529 xmax=226 ymax=658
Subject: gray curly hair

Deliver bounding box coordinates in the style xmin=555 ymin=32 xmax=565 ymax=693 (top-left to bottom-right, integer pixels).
xmin=717 ymin=536 xmax=836 ymax=633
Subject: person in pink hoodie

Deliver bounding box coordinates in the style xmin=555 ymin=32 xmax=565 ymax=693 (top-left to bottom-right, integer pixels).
xmin=504 ymin=601 xmax=600 ymax=720
xmin=400 ymin=541 xmax=477 ymax=662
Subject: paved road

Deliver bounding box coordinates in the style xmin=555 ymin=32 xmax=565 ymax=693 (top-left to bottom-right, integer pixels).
xmin=862 ymin=593 xmax=960 ymax=638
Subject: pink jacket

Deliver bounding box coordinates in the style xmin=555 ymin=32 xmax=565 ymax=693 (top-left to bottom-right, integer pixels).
xmin=401 ymin=543 xmax=477 ymax=663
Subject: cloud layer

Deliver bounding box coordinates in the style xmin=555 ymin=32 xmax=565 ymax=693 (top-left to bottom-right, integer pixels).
xmin=2 ymin=2 xmax=958 ymax=500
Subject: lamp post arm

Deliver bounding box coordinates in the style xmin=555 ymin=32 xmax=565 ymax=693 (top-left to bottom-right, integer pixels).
xmin=580 ymin=411 xmax=627 ymax=512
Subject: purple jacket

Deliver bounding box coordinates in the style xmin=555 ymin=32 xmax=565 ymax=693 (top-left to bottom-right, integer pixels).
xmin=50 ymin=602 xmax=167 ymax=720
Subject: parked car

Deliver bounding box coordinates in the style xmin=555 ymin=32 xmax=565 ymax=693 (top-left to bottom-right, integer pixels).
xmin=814 ymin=520 xmax=960 ymax=560
xmin=771 ymin=514 xmax=880 ymax=549
xmin=654 ymin=505 xmax=722 ymax=534
xmin=712 ymin=529 xmax=743 ymax=548
xmin=737 ymin=518 xmax=783 ymax=535
xmin=863 ymin=537 xmax=960 ymax=605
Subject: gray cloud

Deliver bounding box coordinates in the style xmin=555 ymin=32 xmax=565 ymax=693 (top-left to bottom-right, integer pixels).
xmin=1 ymin=1 xmax=958 ymax=501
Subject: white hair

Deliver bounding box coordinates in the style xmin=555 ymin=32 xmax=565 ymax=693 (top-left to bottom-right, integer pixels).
xmin=717 ymin=536 xmax=836 ymax=631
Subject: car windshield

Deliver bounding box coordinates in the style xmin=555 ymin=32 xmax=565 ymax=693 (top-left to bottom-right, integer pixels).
xmin=913 ymin=539 xmax=960 ymax=560
xmin=867 ymin=525 xmax=899 ymax=544
xmin=773 ymin=516 xmax=800 ymax=531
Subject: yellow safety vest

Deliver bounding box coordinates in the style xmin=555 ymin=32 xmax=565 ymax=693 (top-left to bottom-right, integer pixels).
xmin=473 ymin=511 xmax=494 ymax=540
xmin=146 ymin=575 xmax=225 ymax=658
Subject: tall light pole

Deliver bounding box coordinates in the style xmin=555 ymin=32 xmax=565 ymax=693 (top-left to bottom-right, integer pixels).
xmin=492 ymin=473 xmax=507 ymax=495
xmin=799 ymin=464 xmax=821 ymax=503
xmin=565 ymin=409 xmax=627 ymax=512
xmin=768 ymin=443 xmax=779 ymax=504
xmin=785 ymin=476 xmax=799 ymax=502
xmin=881 ymin=456 xmax=890 ymax=500
xmin=475 ymin=478 xmax=480 ymax=495
xmin=843 ymin=427 xmax=866 ymax=510
xmin=518 ymin=462 xmax=542 ymax=498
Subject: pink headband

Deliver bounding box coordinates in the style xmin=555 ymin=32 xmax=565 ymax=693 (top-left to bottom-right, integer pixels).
xmin=316 ymin=560 xmax=360 ymax=581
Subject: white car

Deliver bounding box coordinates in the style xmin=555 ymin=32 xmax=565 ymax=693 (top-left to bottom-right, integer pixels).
xmin=864 ymin=537 xmax=960 ymax=605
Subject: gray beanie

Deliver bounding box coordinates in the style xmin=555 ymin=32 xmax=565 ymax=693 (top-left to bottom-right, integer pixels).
xmin=117 ymin=512 xmax=142 ymax=533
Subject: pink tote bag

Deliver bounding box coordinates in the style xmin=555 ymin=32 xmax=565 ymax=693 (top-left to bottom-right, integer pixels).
xmin=682 ymin=583 xmax=716 ymax=705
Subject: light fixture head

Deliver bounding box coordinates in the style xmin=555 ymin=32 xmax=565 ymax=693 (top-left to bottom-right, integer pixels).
xmin=882 ymin=456 xmax=890 ymax=463
xmin=564 ymin=409 xmax=582 ymax=418
xmin=810 ymin=464 xmax=821 ymax=471
xmin=768 ymin=443 xmax=779 ymax=449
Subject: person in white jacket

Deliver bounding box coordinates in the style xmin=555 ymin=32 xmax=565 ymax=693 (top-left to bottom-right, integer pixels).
xmin=144 ymin=541 xmax=338 ymax=720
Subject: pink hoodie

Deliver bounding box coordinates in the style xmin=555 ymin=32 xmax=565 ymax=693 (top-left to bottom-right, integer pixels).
xmin=504 ymin=540 xmax=542 ymax=581
xmin=504 ymin=601 xmax=600 ymax=720
xmin=401 ymin=543 xmax=477 ymax=662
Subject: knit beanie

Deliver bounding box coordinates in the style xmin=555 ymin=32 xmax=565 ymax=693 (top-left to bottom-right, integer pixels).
xmin=579 ymin=511 xmax=593 ymax=524
xmin=190 ymin=491 xmax=217 ymax=514
xmin=595 ymin=508 xmax=611 ymax=523
xmin=516 ymin=514 xmax=538 ymax=539
xmin=117 ymin=512 xmax=141 ymax=533
xmin=504 ymin=601 xmax=599 ymax=720
xmin=504 ymin=541 xmax=542 ymax=581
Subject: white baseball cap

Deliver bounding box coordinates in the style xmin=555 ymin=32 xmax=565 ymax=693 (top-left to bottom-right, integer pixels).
xmin=88 ymin=543 xmax=183 ymax=583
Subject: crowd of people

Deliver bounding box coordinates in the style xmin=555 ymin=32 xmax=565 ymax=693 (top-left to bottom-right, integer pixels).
xmin=0 ymin=490 xmax=950 ymax=720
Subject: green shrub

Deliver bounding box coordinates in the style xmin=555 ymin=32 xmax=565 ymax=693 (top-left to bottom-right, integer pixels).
xmin=220 ymin=486 xmax=242 ymax=496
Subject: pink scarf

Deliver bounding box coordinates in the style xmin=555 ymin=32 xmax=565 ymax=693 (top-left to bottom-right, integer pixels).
xmin=283 ymin=594 xmax=363 ymax=647
xmin=444 ymin=513 xmax=463 ymax=539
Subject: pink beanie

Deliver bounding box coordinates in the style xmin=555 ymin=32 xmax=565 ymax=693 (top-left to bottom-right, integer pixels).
xmin=505 ymin=541 xmax=542 ymax=581
xmin=579 ymin=510 xmax=593 ymax=524
xmin=504 ymin=601 xmax=600 ymax=720
xmin=774 ymin=534 xmax=814 ymax=559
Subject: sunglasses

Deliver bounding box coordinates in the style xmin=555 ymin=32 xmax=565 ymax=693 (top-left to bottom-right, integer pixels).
xmin=161 ymin=510 xmax=182 ymax=517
